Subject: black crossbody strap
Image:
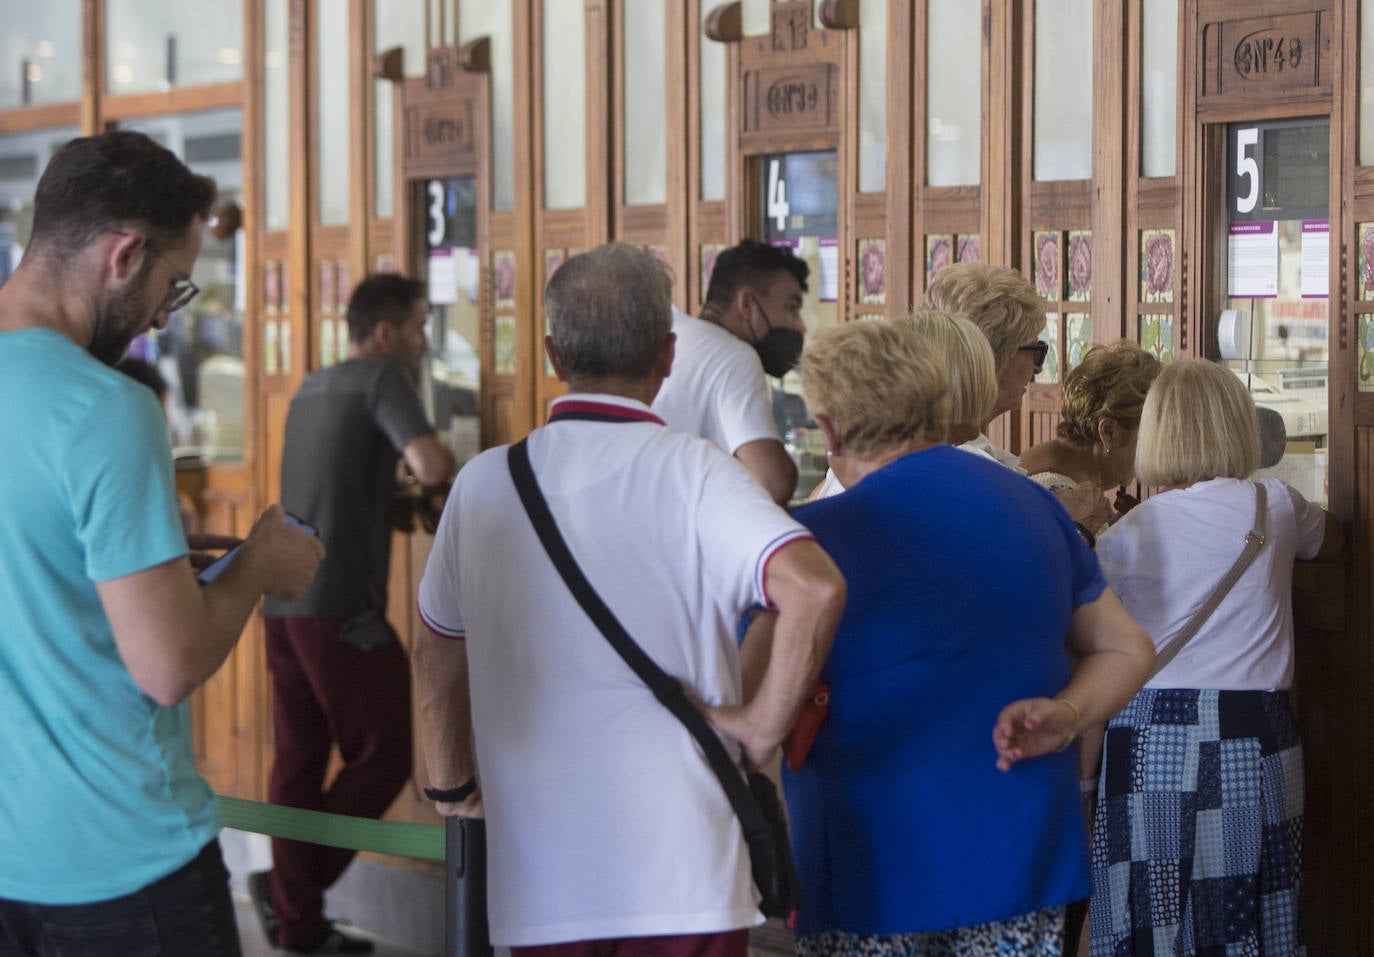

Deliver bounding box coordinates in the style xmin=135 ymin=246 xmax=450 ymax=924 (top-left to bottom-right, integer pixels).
xmin=507 ymin=439 xmax=771 ymax=844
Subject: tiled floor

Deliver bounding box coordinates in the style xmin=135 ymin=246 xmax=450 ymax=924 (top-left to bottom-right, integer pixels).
xmin=232 ymin=892 xmax=433 ymax=957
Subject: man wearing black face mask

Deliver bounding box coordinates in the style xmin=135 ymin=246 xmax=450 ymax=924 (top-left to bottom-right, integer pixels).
xmin=653 ymin=239 xmax=809 ymax=505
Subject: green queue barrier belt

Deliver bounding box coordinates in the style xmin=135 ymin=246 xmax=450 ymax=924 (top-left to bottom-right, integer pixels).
xmin=217 ymin=796 xmax=446 ymax=861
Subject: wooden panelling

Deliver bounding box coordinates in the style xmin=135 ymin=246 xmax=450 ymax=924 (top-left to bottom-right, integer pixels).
xmin=8 ymin=2 xmax=1373 ymax=945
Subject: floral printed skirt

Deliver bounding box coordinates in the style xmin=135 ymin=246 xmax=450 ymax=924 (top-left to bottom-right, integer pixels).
xmin=795 ymin=906 xmax=1065 ymax=957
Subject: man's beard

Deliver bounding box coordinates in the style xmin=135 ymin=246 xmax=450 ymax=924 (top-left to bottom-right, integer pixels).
xmin=87 ymin=282 xmax=151 ymax=366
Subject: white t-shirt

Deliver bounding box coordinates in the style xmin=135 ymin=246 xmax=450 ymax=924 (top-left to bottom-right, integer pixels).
xmin=652 ymin=307 xmax=781 ymax=455
xmin=417 ymin=394 xmax=810 ymax=946
xmin=963 ymin=433 xmax=1027 ymax=474
xmin=1095 ymin=477 xmax=1326 ymax=691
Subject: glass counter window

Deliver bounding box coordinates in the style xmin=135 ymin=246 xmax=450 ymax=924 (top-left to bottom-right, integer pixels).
xmin=1221 ymin=119 xmax=1330 ymax=507
xmin=122 ymin=108 xmax=246 ymax=465
xmin=0 ymin=126 xmax=81 ymax=286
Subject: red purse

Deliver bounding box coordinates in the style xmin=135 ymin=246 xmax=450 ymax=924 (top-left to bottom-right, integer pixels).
xmin=783 ymin=681 xmax=830 ymax=771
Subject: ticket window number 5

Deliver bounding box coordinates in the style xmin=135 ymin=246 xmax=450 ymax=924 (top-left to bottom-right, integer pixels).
xmin=1235 ymin=127 xmax=1259 ymax=215
xmin=767 ymin=159 xmax=789 ymax=232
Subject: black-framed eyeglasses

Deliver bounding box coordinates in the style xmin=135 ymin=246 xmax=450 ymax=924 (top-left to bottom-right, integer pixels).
xmin=1019 ymin=340 xmax=1049 ymax=374
xmin=112 ymin=230 xmax=200 ymax=313
xmin=143 ymin=241 xmax=200 ymax=313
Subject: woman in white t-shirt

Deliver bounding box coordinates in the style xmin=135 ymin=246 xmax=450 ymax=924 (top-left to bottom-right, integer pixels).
xmin=1087 ymin=359 xmax=1341 ymax=957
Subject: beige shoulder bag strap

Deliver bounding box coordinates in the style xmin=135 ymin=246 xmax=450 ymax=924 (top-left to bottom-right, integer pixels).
xmin=1149 ymin=482 xmax=1268 ymax=679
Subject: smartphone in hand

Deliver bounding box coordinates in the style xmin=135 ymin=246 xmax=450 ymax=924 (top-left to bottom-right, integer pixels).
xmin=196 ymin=512 xmax=318 ymax=584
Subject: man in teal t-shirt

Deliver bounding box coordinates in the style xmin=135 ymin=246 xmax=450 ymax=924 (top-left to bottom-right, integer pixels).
xmin=0 ymin=131 xmax=324 ymax=956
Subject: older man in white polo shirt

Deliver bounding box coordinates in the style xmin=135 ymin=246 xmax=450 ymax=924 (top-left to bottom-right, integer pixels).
xmin=412 ymin=243 xmax=845 ymax=957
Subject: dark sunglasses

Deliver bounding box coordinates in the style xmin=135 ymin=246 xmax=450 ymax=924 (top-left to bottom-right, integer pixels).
xmin=1019 ymin=340 xmax=1049 ymax=374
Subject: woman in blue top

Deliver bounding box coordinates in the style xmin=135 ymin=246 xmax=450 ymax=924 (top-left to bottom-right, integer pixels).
xmin=747 ymin=320 xmax=1154 ymax=956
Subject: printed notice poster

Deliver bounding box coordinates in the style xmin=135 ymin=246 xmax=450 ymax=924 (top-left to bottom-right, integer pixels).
xmin=1227 ymin=221 xmax=1279 ymax=298
xmin=427 ymin=248 xmax=459 ymax=306
xmin=818 ymin=237 xmax=839 ymax=302
xmin=466 ymin=249 xmax=481 ymax=304
xmin=1301 ymin=220 xmax=1330 ymax=298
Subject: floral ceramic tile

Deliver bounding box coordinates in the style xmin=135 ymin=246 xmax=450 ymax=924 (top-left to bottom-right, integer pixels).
xmin=263 ymin=321 xmax=280 ymax=375
xmin=319 ymin=259 xmax=337 ymax=315
xmin=544 ymin=248 xmax=565 ymax=286
xmin=1360 ymin=316 xmax=1374 ymax=391
xmin=1359 ymin=224 xmax=1374 ymax=301
xmin=494 ymin=314 xmax=517 ymax=376
xmin=263 ymin=261 xmax=280 ymax=315
xmin=926 ymin=234 xmax=953 ymax=286
xmin=319 ymin=317 xmax=337 ymax=368
xmin=957 ymin=234 xmax=980 ymax=263
xmin=544 ymin=314 xmax=555 ymax=377
xmin=1140 ymin=229 xmax=1175 ymax=304
xmin=492 ymin=250 xmax=516 ymax=309
xmin=1067 ymin=230 xmax=1092 ymax=301
xmin=1139 ymin=315 xmax=1159 ymax=357
xmin=1040 ymin=312 xmax=1061 ymax=385
xmin=1065 ymin=313 xmax=1091 ymax=371
xmin=859 ymin=238 xmax=886 ymax=305
xmin=700 ymin=244 xmax=725 ymax=301
xmin=1139 ymin=314 xmax=1176 ymax=365
xmin=1034 ymin=231 xmax=1062 ymax=300
xmin=335 ymin=261 xmax=352 ymax=309
xmin=1156 ymin=315 xmax=1175 ymax=364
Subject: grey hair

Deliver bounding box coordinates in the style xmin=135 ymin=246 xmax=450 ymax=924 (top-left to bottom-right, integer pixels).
xmin=545 ymin=243 xmax=673 ymax=379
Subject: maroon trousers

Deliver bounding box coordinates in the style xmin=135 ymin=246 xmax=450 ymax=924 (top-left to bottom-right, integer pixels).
xmin=263 ymin=616 xmax=413 ymax=947
xmin=514 ymin=930 xmax=749 ymax=957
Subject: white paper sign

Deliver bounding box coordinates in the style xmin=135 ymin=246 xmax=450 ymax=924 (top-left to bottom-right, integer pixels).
xmin=1227 ymin=221 xmax=1279 ymax=298
xmin=427 ymin=248 xmax=459 ymax=306
xmin=1300 ymin=220 xmax=1329 ymax=299
xmin=818 ymin=237 xmax=839 ymax=302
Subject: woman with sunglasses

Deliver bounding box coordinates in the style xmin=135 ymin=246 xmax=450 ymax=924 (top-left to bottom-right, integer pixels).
xmin=924 ymin=262 xmax=1111 ymax=534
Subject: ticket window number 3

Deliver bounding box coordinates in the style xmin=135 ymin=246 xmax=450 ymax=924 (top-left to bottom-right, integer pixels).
xmin=1235 ymin=127 xmax=1259 ymax=215
xmin=427 ymin=180 xmax=447 ymax=247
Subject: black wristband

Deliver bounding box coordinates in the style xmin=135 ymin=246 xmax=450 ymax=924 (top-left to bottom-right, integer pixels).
xmin=1073 ymin=521 xmax=1097 ymax=549
xmin=424 ymin=777 xmax=477 ymax=803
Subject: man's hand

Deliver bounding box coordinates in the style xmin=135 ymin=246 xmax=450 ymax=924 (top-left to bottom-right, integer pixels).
xmin=702 ymin=702 xmax=776 ymax=771
xmin=185 ymin=533 xmax=241 ymax=572
xmin=238 ymin=505 xmax=325 ymax=602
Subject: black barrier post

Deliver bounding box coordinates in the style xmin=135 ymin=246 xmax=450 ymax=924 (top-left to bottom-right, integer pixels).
xmin=445 ymin=816 xmax=493 ymax=957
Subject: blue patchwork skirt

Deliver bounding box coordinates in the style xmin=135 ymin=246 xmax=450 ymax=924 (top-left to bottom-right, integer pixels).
xmin=1088 ymin=688 xmax=1304 ymax=957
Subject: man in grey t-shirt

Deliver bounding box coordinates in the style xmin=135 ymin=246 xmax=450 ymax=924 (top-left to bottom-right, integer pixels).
xmin=255 ymin=274 xmax=455 ymax=954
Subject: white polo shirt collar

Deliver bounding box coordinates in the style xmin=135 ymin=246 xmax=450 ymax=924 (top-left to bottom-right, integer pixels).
xmin=547 ymin=393 xmax=666 ymax=425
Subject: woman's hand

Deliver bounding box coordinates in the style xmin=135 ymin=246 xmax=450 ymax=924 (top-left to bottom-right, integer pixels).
xmin=992 ymin=696 xmax=1079 ymax=772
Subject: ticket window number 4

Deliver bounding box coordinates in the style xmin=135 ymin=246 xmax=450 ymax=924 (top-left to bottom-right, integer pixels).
xmin=767 ymin=159 xmax=790 ymax=232
xmin=1235 ymin=127 xmax=1259 ymax=215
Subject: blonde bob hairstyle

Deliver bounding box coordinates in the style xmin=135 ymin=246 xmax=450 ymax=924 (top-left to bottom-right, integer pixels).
xmin=891 ymin=310 xmax=997 ymax=432
xmin=800 ymin=320 xmax=951 ymax=459
xmin=1134 ymin=359 xmax=1261 ymax=487
xmin=1057 ymin=339 xmax=1161 ymax=446
xmin=922 ymin=262 xmax=1046 ymax=370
